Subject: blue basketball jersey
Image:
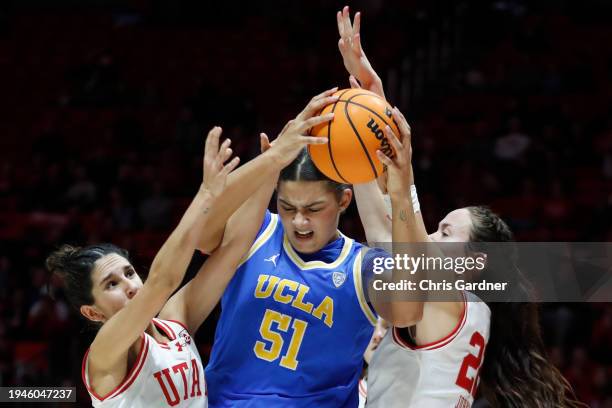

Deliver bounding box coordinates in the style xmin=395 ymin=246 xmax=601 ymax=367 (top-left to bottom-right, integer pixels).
xmin=205 ymin=211 xmax=377 ymax=407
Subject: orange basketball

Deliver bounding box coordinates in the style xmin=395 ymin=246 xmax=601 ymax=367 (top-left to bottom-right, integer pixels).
xmin=308 ymin=88 xmax=399 ymax=184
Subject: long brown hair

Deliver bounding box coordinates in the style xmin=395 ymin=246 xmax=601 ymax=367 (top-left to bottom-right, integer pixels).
xmin=467 ymin=206 xmax=586 ymax=408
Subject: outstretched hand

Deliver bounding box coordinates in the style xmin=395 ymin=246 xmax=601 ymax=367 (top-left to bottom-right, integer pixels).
xmin=375 ymin=108 xmax=413 ymax=197
xmin=265 ymin=87 xmax=338 ymax=168
xmin=201 ymin=127 xmax=241 ymax=198
xmin=337 ymin=6 xmax=383 ymax=96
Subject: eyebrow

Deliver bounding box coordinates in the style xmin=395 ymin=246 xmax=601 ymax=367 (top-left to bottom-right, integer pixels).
xmin=99 ymin=265 xmax=131 ymax=287
xmin=278 ymin=199 xmax=326 ymax=208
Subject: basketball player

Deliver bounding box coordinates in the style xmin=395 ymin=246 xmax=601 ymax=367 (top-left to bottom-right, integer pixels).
xmin=337 ymin=6 xmax=585 ymax=407
xmin=203 ymin=93 xmax=421 ymax=405
xmin=46 ymin=93 xmax=334 ymax=408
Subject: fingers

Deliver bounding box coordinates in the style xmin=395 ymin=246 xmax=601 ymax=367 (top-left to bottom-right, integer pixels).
xmin=349 ymin=75 xmax=361 ymax=89
xmin=354 ymin=33 xmax=363 ymax=55
xmin=313 ymin=86 xmax=339 ymax=102
xmin=376 ymin=149 xmax=395 ymax=167
xmin=220 ymin=156 xmax=240 ymax=177
xmin=300 ymin=136 xmax=329 ymax=145
xmin=353 ymin=11 xmax=361 ymax=36
xmin=391 ymin=107 xmax=412 ymax=144
xmin=260 ymin=132 xmax=271 ymax=153
xmin=204 ymin=126 xmax=222 ymax=160
xmin=209 ymin=137 xmax=232 ymax=173
xmin=342 ymin=6 xmax=352 ymax=41
xmin=218 ymin=145 xmax=233 ymax=165
xmin=338 ymin=38 xmax=349 ymax=54
xmin=384 ymin=125 xmax=403 ymax=153
xmin=297 ymin=90 xmax=338 ymax=121
xmin=219 ymin=137 xmax=232 ymax=154
xmin=336 ymin=10 xmax=344 ymax=37
xmin=300 ymin=112 xmax=335 ymax=132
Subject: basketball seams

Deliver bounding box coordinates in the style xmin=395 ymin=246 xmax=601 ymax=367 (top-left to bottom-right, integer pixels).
xmin=345 ymin=95 xmax=380 ymax=180
xmin=309 ymin=90 xmax=352 ymax=183
xmin=327 ymin=90 xmax=352 ymax=183
xmin=310 ymin=89 xmax=397 ymax=183
xmin=336 ymin=99 xmax=397 ymax=132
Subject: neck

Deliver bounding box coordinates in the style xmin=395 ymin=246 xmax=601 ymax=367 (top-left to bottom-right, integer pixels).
xmin=329 ymin=230 xmax=340 ymax=243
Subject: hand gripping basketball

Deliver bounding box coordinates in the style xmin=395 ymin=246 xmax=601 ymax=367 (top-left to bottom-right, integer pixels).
xmin=265 ymin=87 xmax=338 ymax=168
xmin=309 ymin=88 xmax=400 ymax=184
xmin=375 ymin=107 xmax=414 ymax=197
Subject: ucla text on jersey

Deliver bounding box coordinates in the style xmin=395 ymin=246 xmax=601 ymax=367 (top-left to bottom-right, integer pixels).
xmin=206 ymin=211 xmax=379 ymax=407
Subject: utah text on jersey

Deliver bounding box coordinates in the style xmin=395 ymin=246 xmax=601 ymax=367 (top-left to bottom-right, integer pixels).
xmin=82 ymin=319 xmax=208 ymax=408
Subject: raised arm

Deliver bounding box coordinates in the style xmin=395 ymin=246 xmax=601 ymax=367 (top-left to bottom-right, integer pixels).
xmin=377 ymin=110 xmax=429 ymax=243
xmin=197 ymin=88 xmax=338 ymax=253
xmin=220 ymin=88 xmax=339 ymax=247
xmin=366 ymin=109 xmax=425 ymax=327
xmin=337 ymin=6 xmax=385 ymax=98
xmin=376 ymin=109 xmax=462 ymax=336
xmin=88 ymin=128 xmax=239 ymax=379
xmin=159 ymin=89 xmax=339 ymax=333
xmin=336 ymin=6 xmax=394 ymax=243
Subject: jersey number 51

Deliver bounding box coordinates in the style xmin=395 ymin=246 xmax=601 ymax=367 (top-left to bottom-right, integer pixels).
xmin=253 ymin=309 xmax=308 ymax=370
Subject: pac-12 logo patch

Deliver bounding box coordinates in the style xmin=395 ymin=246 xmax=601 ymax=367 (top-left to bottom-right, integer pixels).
xmin=332 ymin=271 xmax=347 ymax=288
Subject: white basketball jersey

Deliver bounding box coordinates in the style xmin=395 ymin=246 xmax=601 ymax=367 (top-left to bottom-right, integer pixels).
xmin=82 ymin=319 xmax=207 ymax=408
xmin=366 ymin=292 xmax=491 ymax=408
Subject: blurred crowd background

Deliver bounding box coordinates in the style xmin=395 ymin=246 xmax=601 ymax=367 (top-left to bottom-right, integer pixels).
xmin=0 ymin=0 xmax=610 ymax=406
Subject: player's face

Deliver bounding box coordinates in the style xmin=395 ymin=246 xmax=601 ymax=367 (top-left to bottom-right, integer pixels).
xmin=428 ymin=208 xmax=473 ymax=243
xmin=277 ymin=181 xmax=352 ymax=254
xmin=84 ymin=253 xmax=143 ymax=323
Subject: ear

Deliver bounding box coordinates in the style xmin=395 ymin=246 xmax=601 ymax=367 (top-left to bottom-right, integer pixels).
xmin=80 ymin=304 xmax=106 ymax=323
xmin=338 ymin=188 xmax=353 ymax=211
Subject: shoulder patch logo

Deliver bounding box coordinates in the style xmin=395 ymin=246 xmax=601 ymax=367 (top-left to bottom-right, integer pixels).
xmin=332 ymin=271 xmax=347 ymax=288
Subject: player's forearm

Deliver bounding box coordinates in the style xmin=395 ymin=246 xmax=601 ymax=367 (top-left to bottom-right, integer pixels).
xmin=198 ymin=149 xmax=282 ymax=252
xmin=387 ymin=192 xmax=426 ymax=327
xmin=150 ymin=188 xmax=217 ymax=288
xmin=390 ymin=191 xmax=428 ymax=243
xmin=222 ymin=173 xmax=277 ymax=248
xmin=90 ymin=187 xmax=219 ymax=365
xmin=354 ymin=181 xmax=391 ymax=243
xmin=363 ymin=74 xmax=385 ymax=99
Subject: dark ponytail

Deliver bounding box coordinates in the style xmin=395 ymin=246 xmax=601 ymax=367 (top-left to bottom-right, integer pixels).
xmin=467 ymin=206 xmax=585 ymax=408
xmin=46 ymin=243 xmax=130 ymax=310
xmin=279 ymin=148 xmax=350 ymax=200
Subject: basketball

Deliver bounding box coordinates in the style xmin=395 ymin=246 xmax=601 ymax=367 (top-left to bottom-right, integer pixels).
xmin=309 ymin=88 xmax=400 ymax=184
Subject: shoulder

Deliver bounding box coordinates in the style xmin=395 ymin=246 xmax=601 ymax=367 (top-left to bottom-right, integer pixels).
xmin=360 ymin=246 xmax=392 ymax=274
xmin=154 ymin=318 xmax=189 ymax=338
xmin=237 ymin=212 xmax=281 ymax=268
xmin=83 ymin=335 xmax=150 ymax=402
xmin=255 ymin=210 xmax=273 ymax=235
